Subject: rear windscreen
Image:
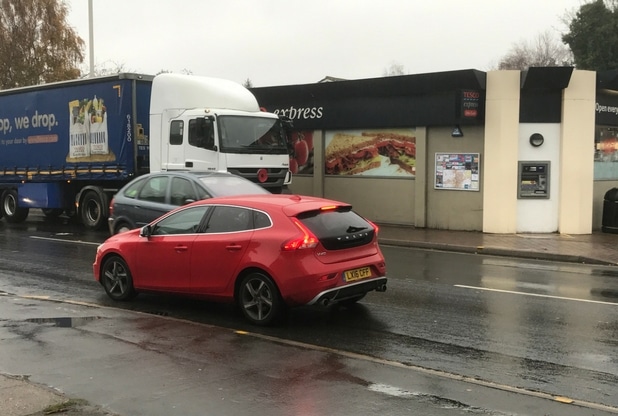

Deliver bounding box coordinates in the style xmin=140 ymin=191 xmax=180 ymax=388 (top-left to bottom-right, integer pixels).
xmin=298 ymin=209 xmax=375 ymax=250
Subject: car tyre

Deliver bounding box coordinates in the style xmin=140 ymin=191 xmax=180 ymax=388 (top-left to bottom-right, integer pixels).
xmin=238 ymin=272 xmax=284 ymax=326
xmin=101 ymin=255 xmax=136 ymax=301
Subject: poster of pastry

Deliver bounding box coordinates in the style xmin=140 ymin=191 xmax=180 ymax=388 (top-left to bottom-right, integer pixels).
xmin=324 ymin=128 xmax=416 ymax=177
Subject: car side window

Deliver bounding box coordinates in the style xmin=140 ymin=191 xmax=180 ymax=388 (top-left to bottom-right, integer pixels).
xmin=205 ymin=206 xmax=253 ymax=233
xmin=122 ymin=177 xmax=145 ymax=199
xmin=151 ymin=206 xmax=210 ymax=235
xmin=253 ymin=210 xmax=271 ymax=229
xmin=138 ymin=176 xmax=169 ymax=203
xmin=170 ymin=177 xmax=198 ymax=206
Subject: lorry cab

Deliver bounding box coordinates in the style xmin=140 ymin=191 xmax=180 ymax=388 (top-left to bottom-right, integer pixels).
xmin=150 ymin=74 xmax=291 ymax=192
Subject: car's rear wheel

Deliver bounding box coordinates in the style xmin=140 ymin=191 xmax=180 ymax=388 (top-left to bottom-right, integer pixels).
xmin=238 ymin=272 xmax=284 ymax=326
xmin=101 ymin=255 xmax=136 ymax=301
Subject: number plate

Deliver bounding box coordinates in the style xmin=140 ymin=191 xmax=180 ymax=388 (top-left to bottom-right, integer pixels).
xmin=344 ymin=267 xmax=371 ymax=282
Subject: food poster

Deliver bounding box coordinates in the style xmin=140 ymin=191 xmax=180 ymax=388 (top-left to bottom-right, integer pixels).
xmin=434 ymin=153 xmax=480 ymax=191
xmin=288 ymin=130 xmax=319 ymax=175
xmin=67 ymin=95 xmax=114 ymax=162
xmin=324 ymin=128 xmax=416 ymax=177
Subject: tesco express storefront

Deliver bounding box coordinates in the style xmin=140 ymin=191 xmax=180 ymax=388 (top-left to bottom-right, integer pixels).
xmin=252 ymin=68 xmax=614 ymax=234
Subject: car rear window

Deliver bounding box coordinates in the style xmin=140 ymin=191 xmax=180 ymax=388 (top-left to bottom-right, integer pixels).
xmin=199 ymin=176 xmax=270 ymax=196
xmin=297 ymin=208 xmax=375 ymax=250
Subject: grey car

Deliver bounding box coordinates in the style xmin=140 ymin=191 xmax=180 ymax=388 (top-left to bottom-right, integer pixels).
xmin=108 ymin=171 xmax=270 ymax=234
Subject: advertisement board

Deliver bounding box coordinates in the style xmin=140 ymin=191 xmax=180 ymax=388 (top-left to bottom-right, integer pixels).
xmin=324 ymin=128 xmax=416 ymax=177
xmin=434 ymin=153 xmax=480 ymax=191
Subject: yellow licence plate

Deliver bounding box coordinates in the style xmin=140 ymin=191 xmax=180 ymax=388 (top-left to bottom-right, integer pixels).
xmin=344 ymin=267 xmax=372 ymax=282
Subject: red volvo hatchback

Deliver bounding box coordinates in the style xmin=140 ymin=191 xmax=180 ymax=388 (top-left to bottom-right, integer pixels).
xmin=93 ymin=194 xmax=387 ymax=325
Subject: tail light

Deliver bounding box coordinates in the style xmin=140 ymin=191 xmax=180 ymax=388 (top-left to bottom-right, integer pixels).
xmin=367 ymin=219 xmax=379 ymax=235
xmin=282 ymin=218 xmax=319 ymax=251
xmin=108 ymin=197 xmax=115 ymax=217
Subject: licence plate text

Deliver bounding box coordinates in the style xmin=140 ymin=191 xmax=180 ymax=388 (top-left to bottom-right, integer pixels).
xmin=344 ymin=267 xmax=371 ymax=282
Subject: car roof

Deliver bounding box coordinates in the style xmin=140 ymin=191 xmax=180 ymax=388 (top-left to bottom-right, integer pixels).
xmin=140 ymin=171 xmax=237 ymax=179
xmin=187 ymin=194 xmax=352 ymax=216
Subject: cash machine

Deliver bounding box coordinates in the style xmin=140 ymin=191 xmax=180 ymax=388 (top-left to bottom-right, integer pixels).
xmin=518 ymin=161 xmax=550 ymax=199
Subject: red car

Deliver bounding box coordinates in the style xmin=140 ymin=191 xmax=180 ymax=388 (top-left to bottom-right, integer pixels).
xmin=93 ymin=194 xmax=387 ymax=325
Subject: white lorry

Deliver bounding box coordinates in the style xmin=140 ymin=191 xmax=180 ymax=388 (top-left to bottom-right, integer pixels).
xmin=150 ymin=73 xmax=292 ymax=186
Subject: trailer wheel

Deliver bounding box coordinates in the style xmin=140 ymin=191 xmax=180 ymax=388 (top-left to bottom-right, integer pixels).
xmin=80 ymin=190 xmax=106 ymax=230
xmin=1 ymin=189 xmax=29 ymax=223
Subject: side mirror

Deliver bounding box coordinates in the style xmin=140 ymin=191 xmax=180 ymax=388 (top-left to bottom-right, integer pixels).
xmin=140 ymin=225 xmax=152 ymax=238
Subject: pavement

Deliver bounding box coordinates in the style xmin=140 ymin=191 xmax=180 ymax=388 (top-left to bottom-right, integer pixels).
xmin=2 ymin=225 xmax=618 ymax=416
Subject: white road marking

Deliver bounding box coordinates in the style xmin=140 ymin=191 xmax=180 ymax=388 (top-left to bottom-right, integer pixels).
xmin=29 ymin=236 xmax=101 ymax=246
xmin=455 ymin=284 xmax=618 ymax=306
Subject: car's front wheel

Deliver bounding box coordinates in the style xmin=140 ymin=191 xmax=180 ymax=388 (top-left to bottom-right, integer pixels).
xmin=100 ymin=255 xmax=136 ymax=301
xmin=238 ymin=272 xmax=284 ymax=326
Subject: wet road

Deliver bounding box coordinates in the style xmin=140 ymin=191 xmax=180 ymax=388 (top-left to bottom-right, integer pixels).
xmin=1 ymin=212 xmax=618 ymax=414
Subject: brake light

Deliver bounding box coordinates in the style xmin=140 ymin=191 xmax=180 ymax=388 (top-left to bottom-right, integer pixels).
xmin=282 ymin=218 xmax=319 ymax=250
xmin=320 ymin=205 xmax=337 ymax=211
xmin=108 ymin=197 xmax=115 ymax=217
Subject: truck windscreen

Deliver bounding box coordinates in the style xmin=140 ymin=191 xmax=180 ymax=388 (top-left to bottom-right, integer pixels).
xmin=218 ymin=116 xmax=289 ymax=154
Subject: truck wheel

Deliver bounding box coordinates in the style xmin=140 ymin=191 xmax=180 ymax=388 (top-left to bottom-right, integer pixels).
xmin=1 ymin=189 xmax=29 ymax=223
xmin=80 ymin=191 xmax=106 ymax=230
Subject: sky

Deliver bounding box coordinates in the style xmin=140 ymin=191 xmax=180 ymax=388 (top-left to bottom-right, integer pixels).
xmin=66 ymin=0 xmax=587 ymax=88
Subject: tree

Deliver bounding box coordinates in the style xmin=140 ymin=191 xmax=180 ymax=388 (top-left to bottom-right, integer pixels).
xmin=383 ymin=62 xmax=405 ymax=77
xmin=498 ymin=30 xmax=573 ymax=70
xmin=562 ymin=0 xmax=618 ymax=70
xmin=82 ymin=60 xmax=132 ymax=77
xmin=243 ymin=78 xmax=253 ymax=88
xmin=0 ymin=0 xmax=84 ymax=89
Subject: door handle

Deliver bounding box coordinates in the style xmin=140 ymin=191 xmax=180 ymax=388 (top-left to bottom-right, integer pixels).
xmin=226 ymin=244 xmax=242 ymax=251
xmin=174 ymin=245 xmax=188 ymax=252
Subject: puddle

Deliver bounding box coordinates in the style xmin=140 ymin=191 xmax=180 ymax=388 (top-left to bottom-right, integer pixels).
xmin=25 ymin=316 xmax=101 ymax=328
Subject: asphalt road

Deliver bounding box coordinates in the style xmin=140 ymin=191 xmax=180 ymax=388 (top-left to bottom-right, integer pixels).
xmin=1 ymin=212 xmax=618 ymax=415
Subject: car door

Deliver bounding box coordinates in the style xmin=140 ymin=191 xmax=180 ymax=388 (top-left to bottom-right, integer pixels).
xmin=133 ymin=175 xmax=174 ymax=227
xmin=132 ymin=206 xmax=210 ymax=292
xmin=190 ymin=205 xmax=254 ymax=293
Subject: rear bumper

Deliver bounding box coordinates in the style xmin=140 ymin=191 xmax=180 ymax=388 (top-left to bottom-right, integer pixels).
xmin=306 ymin=277 xmax=387 ymax=306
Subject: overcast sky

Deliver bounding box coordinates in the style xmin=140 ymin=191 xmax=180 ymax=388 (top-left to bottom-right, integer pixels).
xmin=66 ymin=0 xmax=586 ymax=87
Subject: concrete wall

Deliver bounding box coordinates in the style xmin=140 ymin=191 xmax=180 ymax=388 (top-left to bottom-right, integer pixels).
xmin=559 ymin=70 xmax=595 ymax=234
xmin=324 ymin=177 xmax=415 ymax=224
xmin=425 ymin=126 xmax=484 ymax=230
xmin=483 ymin=71 xmax=520 ymax=233
xmin=517 ymin=123 xmax=560 ymax=233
